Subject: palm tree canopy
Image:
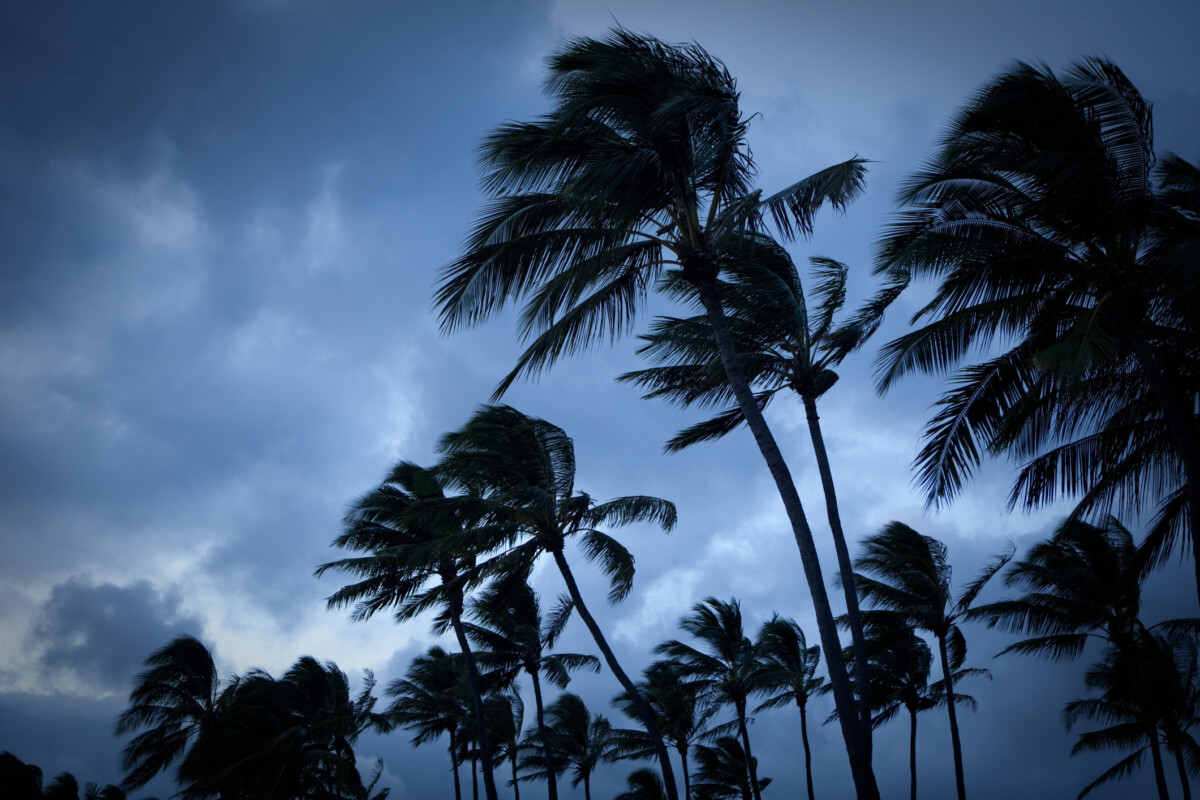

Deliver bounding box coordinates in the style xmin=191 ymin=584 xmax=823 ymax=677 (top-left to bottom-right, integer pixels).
xmin=656 ymin=597 xmax=767 ymax=710
xmin=753 ymin=615 xmax=824 ymax=714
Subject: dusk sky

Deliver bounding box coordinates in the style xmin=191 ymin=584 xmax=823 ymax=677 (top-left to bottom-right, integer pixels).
xmin=2 ymin=2 xmax=1198 ymax=799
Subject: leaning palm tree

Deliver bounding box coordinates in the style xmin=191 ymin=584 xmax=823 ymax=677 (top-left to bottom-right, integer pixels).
xmin=866 ymin=55 xmax=1200 ymax=605
xmin=316 ymin=461 xmax=504 ymax=800
xmin=384 ymin=647 xmax=473 ymax=800
xmin=970 ymin=518 xmax=1171 ymax=798
xmin=465 ymin=578 xmax=600 ymax=800
xmin=754 ymin=615 xmax=824 ymax=800
xmin=657 ymin=598 xmax=769 ymax=800
xmin=433 ymin=29 xmax=877 ymax=797
xmin=114 ymin=634 xmax=234 ymax=794
xmin=620 ymin=249 xmax=875 ymax=733
xmin=436 ymin=404 xmax=680 ymax=795
xmin=852 ymin=523 xmax=1010 ymax=800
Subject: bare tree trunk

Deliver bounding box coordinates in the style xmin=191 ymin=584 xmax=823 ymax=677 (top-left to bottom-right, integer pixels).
xmin=1176 ymin=745 xmax=1192 ymax=800
xmin=549 ymin=548 xmax=681 ymax=800
xmin=449 ymin=608 xmax=501 ymax=800
xmin=449 ymin=731 xmax=463 ymax=800
xmin=693 ymin=278 xmax=879 ymax=800
xmin=798 ymin=704 xmax=815 ymax=800
xmin=530 ymin=670 xmax=559 ymax=800
xmin=735 ymin=701 xmax=762 ymax=800
xmin=936 ymin=633 xmax=967 ymax=800
xmin=908 ymin=709 xmax=918 ymax=800
xmin=803 ymin=393 xmax=873 ymax=734
xmin=677 ymin=743 xmax=692 ymax=800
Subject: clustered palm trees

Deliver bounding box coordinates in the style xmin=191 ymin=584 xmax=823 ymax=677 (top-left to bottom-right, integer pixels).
xmin=94 ymin=28 xmax=1200 ymax=800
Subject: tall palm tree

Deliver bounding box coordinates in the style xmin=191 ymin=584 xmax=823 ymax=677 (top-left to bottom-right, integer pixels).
xmin=621 ymin=249 xmax=875 ymax=733
xmin=970 ymin=518 xmax=1172 ymax=798
xmin=754 ymin=615 xmax=824 ymax=800
xmin=316 ymin=461 xmax=504 ymax=800
xmin=114 ymin=635 xmax=234 ymax=794
xmin=866 ymin=55 xmax=1200 ymax=604
xmin=465 ymin=578 xmax=600 ymax=800
xmin=384 ymin=647 xmax=472 ymax=800
xmin=852 ymin=523 xmax=1010 ymax=800
xmin=519 ymin=693 xmax=615 ymax=800
xmin=656 ymin=598 xmax=768 ymax=800
xmin=436 ymin=404 xmax=680 ymax=796
xmin=433 ymin=29 xmax=877 ymax=797
xmin=612 ymin=660 xmax=723 ymax=800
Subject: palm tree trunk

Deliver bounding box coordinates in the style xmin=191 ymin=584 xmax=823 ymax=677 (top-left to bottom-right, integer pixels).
xmin=1150 ymin=732 xmax=1171 ymax=800
xmin=512 ymin=747 xmax=521 ymax=800
xmin=735 ymin=701 xmax=763 ymax=800
xmin=803 ymin=394 xmax=873 ymax=734
xmin=799 ymin=704 xmax=815 ymax=800
xmin=909 ymin=708 xmax=918 ymax=800
xmin=677 ymin=743 xmax=692 ymax=800
xmin=935 ymin=634 xmax=967 ymax=800
xmin=584 ymin=773 xmax=592 ymax=800
xmin=472 ymin=753 xmax=479 ymax=800
xmin=530 ymin=670 xmax=559 ymax=800
xmin=1130 ymin=330 xmax=1200 ymax=608
xmin=449 ymin=609 xmax=501 ymax=800
xmin=548 ymin=547 xmax=681 ymax=800
xmin=450 ymin=730 xmax=464 ymax=800
xmin=693 ymin=278 xmax=879 ymax=800
xmin=1175 ymin=744 xmax=1192 ymax=800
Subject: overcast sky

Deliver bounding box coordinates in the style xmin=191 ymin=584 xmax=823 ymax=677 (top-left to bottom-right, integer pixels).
xmin=2 ymin=1 xmax=1198 ymax=799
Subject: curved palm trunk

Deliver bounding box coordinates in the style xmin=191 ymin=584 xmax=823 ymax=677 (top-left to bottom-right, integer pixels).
xmin=1175 ymin=744 xmax=1192 ymax=800
xmin=676 ymin=743 xmax=692 ymax=800
xmin=449 ymin=730 xmax=463 ymax=800
xmin=693 ymin=279 xmax=879 ymax=800
xmin=511 ymin=747 xmax=521 ymax=800
xmin=448 ymin=609 xmax=501 ymax=800
xmin=798 ymin=704 xmax=815 ymax=800
xmin=584 ymin=772 xmax=592 ymax=800
xmin=1130 ymin=331 xmax=1200 ymax=608
xmin=908 ymin=708 xmax=919 ymax=800
xmin=935 ymin=633 xmax=967 ymax=800
xmin=529 ymin=669 xmax=560 ymax=800
xmin=1149 ymin=734 xmax=1170 ymax=800
xmin=548 ymin=548 xmax=681 ymax=800
xmin=803 ymin=394 xmax=873 ymax=734
xmin=734 ymin=702 xmax=762 ymax=800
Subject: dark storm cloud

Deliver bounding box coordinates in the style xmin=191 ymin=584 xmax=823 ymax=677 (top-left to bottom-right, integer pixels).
xmin=31 ymin=577 xmax=204 ymax=695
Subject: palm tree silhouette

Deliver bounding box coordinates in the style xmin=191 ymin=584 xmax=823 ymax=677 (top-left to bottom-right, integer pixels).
xmin=465 ymin=578 xmax=600 ymax=800
xmin=867 ymin=55 xmax=1200 ymax=604
xmin=518 ymin=693 xmax=615 ymax=800
xmin=690 ymin=737 xmax=769 ymax=800
xmin=316 ymin=461 xmax=504 ymax=800
xmin=433 ymin=29 xmax=877 ymax=797
xmin=852 ymin=522 xmax=1009 ymax=800
xmin=657 ymin=598 xmax=768 ymax=800
xmin=436 ymin=404 xmax=679 ymax=795
xmin=754 ymin=615 xmax=824 ymax=800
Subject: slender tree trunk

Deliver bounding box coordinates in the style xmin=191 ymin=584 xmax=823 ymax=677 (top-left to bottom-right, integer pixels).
xmin=512 ymin=749 xmax=520 ymax=800
xmin=584 ymin=773 xmax=592 ymax=800
xmin=803 ymin=394 xmax=873 ymax=734
xmin=450 ymin=730 xmax=464 ymax=800
xmin=1176 ymin=744 xmax=1192 ymax=800
xmin=693 ymin=279 xmax=879 ymax=800
xmin=449 ymin=608 xmax=501 ymax=800
xmin=909 ymin=709 xmax=918 ymax=800
xmin=548 ymin=548 xmax=681 ymax=800
xmin=735 ymin=701 xmax=762 ymax=800
xmin=677 ymin=743 xmax=691 ymax=800
xmin=936 ymin=633 xmax=967 ymax=800
xmin=1150 ymin=733 xmax=1171 ymax=800
xmin=1130 ymin=331 xmax=1200 ymax=608
xmin=798 ymin=704 xmax=815 ymax=800
xmin=530 ymin=670 xmax=559 ymax=800
xmin=473 ymin=753 xmax=479 ymax=800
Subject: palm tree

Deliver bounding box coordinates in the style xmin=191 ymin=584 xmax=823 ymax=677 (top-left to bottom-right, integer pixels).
xmin=612 ymin=659 xmax=723 ymax=800
xmin=316 ymin=461 xmax=504 ymax=800
xmin=621 ymin=249 xmax=876 ymax=733
xmin=433 ymin=29 xmax=877 ymax=797
xmin=114 ymin=635 xmax=233 ymax=794
xmin=435 ymin=404 xmax=681 ymax=796
xmin=970 ymin=518 xmax=1172 ymax=798
xmin=465 ymin=578 xmax=600 ymax=800
xmin=384 ymin=647 xmax=472 ymax=800
xmin=1064 ymin=626 xmax=1200 ymax=799
xmin=518 ymin=693 xmax=615 ymax=800
xmin=754 ymin=615 xmax=824 ymax=800
xmin=866 ymin=55 xmax=1200 ymax=604
xmin=616 ymin=768 xmax=670 ymax=800
xmin=0 ymin=752 xmax=42 ymax=800
xmin=482 ymin=690 xmax=525 ymax=800
xmin=690 ymin=737 xmax=769 ymax=800
xmin=656 ymin=598 xmax=768 ymax=800
xmin=852 ymin=523 xmax=1010 ymax=800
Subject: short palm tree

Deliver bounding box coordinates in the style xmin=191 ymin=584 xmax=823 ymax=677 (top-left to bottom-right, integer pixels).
xmin=114 ymin=634 xmax=233 ymax=794
xmin=970 ymin=518 xmax=1170 ymax=797
xmin=482 ymin=690 xmax=525 ymax=800
xmin=754 ymin=615 xmax=824 ymax=800
xmin=852 ymin=523 xmax=1010 ymax=800
xmin=657 ymin=598 xmax=769 ymax=800
xmin=465 ymin=578 xmax=600 ymax=800
xmin=433 ymin=29 xmax=877 ymax=797
xmin=616 ymin=768 xmax=670 ymax=800
xmin=316 ymin=461 xmax=503 ymax=800
xmin=867 ymin=55 xmax=1200 ymax=605
xmin=436 ymin=404 xmax=680 ymax=794
xmin=519 ymin=693 xmax=615 ymax=800
xmin=690 ymin=737 xmax=769 ymax=800
xmin=384 ymin=646 xmax=473 ymax=800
